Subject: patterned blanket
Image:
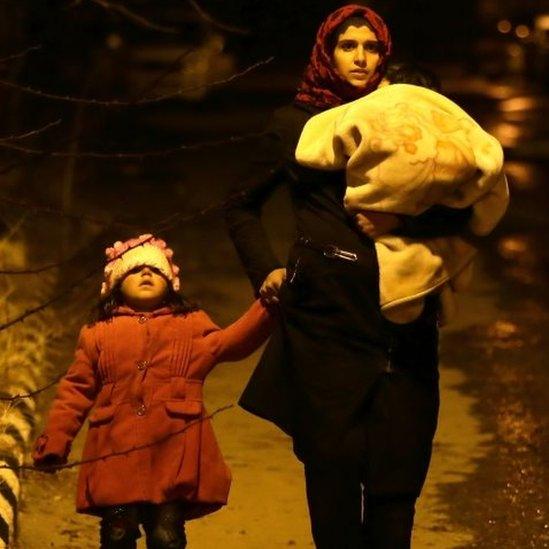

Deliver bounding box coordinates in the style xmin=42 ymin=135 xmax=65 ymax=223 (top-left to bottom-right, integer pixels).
xmin=295 ymin=84 xmax=509 ymax=323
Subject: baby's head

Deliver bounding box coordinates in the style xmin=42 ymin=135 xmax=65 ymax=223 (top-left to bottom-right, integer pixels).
xmin=379 ymin=61 xmax=441 ymax=92
xmin=99 ymin=234 xmax=184 ymax=314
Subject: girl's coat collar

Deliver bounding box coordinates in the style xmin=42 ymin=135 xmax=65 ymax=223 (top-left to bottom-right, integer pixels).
xmin=112 ymin=305 xmax=174 ymax=317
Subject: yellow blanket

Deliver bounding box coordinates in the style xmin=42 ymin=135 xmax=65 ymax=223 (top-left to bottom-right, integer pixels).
xmin=295 ymin=84 xmax=509 ymax=323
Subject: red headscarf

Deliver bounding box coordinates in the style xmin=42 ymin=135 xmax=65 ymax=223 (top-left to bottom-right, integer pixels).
xmin=295 ymin=4 xmax=392 ymax=110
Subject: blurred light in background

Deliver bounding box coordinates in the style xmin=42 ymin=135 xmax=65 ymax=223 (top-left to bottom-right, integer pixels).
xmin=534 ymin=14 xmax=549 ymax=32
xmin=507 ymin=42 xmax=526 ymax=73
xmin=179 ymin=34 xmax=235 ymax=101
xmin=504 ymin=162 xmax=536 ymax=191
xmin=497 ymin=19 xmax=512 ymax=34
xmin=497 ymin=236 xmax=529 ymax=261
xmin=490 ymin=121 xmax=522 ymax=147
xmin=497 ymin=235 xmax=539 ymax=286
xmin=486 ymin=319 xmax=524 ymax=349
xmin=499 ymin=97 xmax=536 ymax=112
xmin=106 ymin=33 xmax=123 ymax=51
xmin=515 ymin=25 xmax=531 ymax=39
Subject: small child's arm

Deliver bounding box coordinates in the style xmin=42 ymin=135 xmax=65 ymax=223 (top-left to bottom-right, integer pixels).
xmin=33 ymin=326 xmax=99 ymax=467
xmin=200 ymin=299 xmax=274 ymax=363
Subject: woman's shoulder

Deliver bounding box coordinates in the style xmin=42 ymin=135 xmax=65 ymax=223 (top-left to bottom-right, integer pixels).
xmin=271 ymin=102 xmax=317 ymax=131
xmin=266 ymin=102 xmax=319 ymax=155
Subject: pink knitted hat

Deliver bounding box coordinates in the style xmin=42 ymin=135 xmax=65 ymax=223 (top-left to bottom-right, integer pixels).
xmin=101 ymin=234 xmax=181 ymax=296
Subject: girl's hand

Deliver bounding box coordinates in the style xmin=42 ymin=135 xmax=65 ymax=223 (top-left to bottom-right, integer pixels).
xmin=34 ymin=454 xmax=66 ymax=474
xmin=354 ymin=211 xmax=402 ymax=239
xmin=259 ymin=268 xmax=287 ymax=306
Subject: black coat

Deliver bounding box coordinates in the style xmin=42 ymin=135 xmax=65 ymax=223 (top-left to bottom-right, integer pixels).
xmin=225 ymin=101 xmax=467 ymax=495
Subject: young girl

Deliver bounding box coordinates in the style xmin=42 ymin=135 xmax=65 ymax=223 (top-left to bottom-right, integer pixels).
xmin=32 ymin=233 xmax=273 ymax=548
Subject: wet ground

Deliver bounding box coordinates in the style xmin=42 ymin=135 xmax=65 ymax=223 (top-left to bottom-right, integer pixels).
xmin=438 ymin=79 xmax=549 ymax=548
xmin=439 ymin=190 xmax=549 ymax=546
xmin=9 ymin=71 xmax=549 ymax=547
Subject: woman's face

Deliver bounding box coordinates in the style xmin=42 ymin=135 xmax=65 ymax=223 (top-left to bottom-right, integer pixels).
xmin=332 ymin=25 xmax=381 ymax=88
xmin=120 ymin=265 xmax=168 ymax=311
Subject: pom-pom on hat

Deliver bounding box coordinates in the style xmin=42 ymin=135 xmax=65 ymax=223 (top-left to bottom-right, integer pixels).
xmin=101 ymin=234 xmax=181 ymax=296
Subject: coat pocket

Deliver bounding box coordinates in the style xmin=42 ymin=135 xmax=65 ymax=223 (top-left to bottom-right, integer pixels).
xmin=164 ymin=399 xmax=202 ymax=418
xmin=88 ymin=404 xmax=116 ymax=426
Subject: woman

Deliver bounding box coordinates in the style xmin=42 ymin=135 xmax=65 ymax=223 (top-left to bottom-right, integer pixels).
xmin=225 ymin=5 xmax=468 ymax=548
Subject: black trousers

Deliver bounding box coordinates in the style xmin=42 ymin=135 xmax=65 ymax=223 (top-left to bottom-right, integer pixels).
xmin=302 ymin=301 xmax=440 ymax=548
xmin=99 ymin=502 xmax=186 ymax=549
xmin=304 ymin=462 xmax=417 ymax=549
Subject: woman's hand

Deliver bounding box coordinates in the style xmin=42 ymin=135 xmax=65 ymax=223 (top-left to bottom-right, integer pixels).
xmin=354 ymin=211 xmax=402 ymax=239
xmin=259 ymin=268 xmax=287 ymax=306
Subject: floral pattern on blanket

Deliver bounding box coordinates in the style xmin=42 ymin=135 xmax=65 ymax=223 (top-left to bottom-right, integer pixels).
xmin=295 ymin=84 xmax=509 ymax=323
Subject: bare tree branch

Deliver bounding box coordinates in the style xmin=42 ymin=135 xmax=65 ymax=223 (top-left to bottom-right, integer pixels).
xmin=0 ymin=375 xmax=65 ymax=402
xmin=0 ymin=265 xmax=99 ymax=330
xmin=187 ymin=0 xmax=250 ymax=35
xmin=88 ymin=0 xmax=178 ymax=34
xmin=131 ymin=49 xmax=193 ymax=100
xmin=0 ymin=178 xmax=265 ymax=316
xmin=0 ymin=56 xmax=274 ymax=106
xmin=0 ymin=45 xmax=42 ymax=64
xmin=0 ymin=195 xmax=132 ymax=230
xmin=0 ymin=224 xmax=112 ymax=275
xmin=0 ymin=131 xmax=265 ymax=159
xmin=0 ymin=235 xmax=158 ymax=330
xmin=0 ymin=120 xmax=62 ymax=142
xmin=0 ymin=134 xmax=88 ymax=176
xmin=0 ymin=158 xmax=24 ymax=176
xmin=0 ymin=405 xmax=233 ymax=472
xmin=0 ymin=184 xmax=253 ymax=275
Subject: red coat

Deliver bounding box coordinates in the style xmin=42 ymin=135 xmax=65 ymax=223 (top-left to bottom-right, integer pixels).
xmin=32 ymin=300 xmax=272 ymax=519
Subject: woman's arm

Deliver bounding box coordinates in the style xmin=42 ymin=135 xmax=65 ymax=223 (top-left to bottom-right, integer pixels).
xmin=33 ymin=326 xmax=99 ymax=466
xmin=224 ymin=109 xmax=292 ymax=294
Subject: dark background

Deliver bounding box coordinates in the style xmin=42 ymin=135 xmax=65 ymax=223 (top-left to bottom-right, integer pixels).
xmin=0 ymin=2 xmax=547 ymax=547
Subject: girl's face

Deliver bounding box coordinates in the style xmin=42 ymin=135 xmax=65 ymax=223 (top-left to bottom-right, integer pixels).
xmin=120 ymin=265 xmax=168 ymax=311
xmin=332 ymin=25 xmax=381 ymax=89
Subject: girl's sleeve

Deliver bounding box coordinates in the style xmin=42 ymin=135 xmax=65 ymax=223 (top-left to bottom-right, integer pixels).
xmin=32 ymin=326 xmax=99 ymax=464
xmin=224 ymin=109 xmax=290 ymax=294
xmin=199 ymin=300 xmax=274 ymax=364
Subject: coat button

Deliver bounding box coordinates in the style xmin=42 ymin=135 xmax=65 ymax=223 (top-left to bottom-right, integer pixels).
xmin=136 ymin=404 xmax=146 ymax=416
xmin=138 ymin=315 xmax=147 ymax=324
xmin=136 ymin=360 xmax=149 ymax=371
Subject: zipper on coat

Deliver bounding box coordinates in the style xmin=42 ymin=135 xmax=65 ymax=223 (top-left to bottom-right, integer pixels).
xmin=288 ymin=257 xmax=301 ymax=285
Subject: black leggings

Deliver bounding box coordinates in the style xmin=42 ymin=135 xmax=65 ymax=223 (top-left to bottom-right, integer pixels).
xmin=99 ymin=502 xmax=186 ymax=549
xmin=304 ymin=463 xmax=416 ymax=548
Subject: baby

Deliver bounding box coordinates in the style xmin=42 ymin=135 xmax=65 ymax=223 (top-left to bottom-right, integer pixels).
xmin=295 ymin=63 xmax=509 ymax=323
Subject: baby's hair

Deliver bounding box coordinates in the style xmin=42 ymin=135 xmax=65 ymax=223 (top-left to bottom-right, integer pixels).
xmin=384 ymin=61 xmax=442 ymax=92
xmin=91 ymin=283 xmax=197 ymax=324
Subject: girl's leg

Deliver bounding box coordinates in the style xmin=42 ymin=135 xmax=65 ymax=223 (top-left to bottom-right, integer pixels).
xmin=304 ymin=461 xmax=363 ymax=549
xmin=99 ymin=505 xmax=141 ymax=549
xmin=142 ymin=502 xmax=187 ymax=549
xmin=363 ymin=494 xmax=417 ymax=549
